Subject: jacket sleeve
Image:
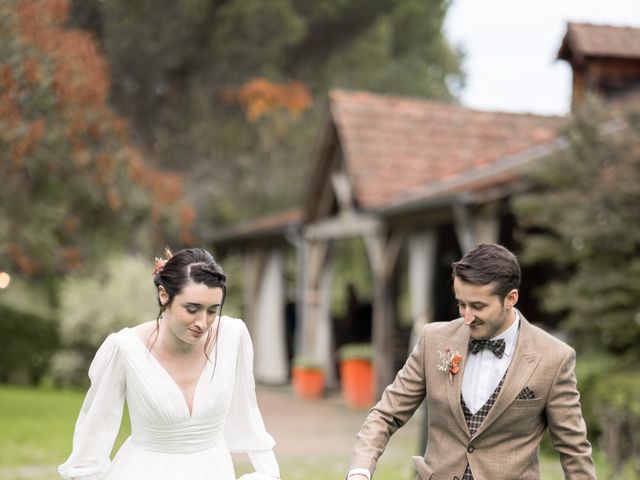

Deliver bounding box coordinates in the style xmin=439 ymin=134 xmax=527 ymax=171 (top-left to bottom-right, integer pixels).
xmin=224 ymin=321 xmax=280 ymax=479
xmin=349 ymin=329 xmax=427 ymax=475
xmin=545 ymin=347 xmax=596 ymax=479
xmin=58 ymin=333 xmax=126 ymax=480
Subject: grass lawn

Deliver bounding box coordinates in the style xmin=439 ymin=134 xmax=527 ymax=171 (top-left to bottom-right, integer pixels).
xmin=0 ymin=385 xmax=130 ymax=478
xmin=0 ymin=386 xmax=636 ymax=480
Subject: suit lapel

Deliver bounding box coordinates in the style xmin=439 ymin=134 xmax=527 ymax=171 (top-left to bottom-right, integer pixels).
xmin=446 ymin=324 xmax=471 ymax=437
xmin=472 ymin=314 xmax=542 ymax=439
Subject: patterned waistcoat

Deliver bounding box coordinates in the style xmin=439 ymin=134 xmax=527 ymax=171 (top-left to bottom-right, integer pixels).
xmin=459 ymin=373 xmax=507 ymax=480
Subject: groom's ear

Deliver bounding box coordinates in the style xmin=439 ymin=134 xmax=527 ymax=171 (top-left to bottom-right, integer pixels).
xmin=505 ymin=288 xmax=519 ymax=309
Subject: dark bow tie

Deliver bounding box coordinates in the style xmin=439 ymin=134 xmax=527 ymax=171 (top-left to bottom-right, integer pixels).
xmin=469 ymin=338 xmax=506 ymax=358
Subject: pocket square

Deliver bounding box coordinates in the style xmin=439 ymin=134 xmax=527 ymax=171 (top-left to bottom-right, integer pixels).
xmin=516 ymin=386 xmax=535 ymax=400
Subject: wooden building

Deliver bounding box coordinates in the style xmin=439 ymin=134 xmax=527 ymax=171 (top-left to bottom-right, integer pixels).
xmin=210 ymin=23 xmax=640 ymax=395
xmin=558 ymin=22 xmax=640 ymax=109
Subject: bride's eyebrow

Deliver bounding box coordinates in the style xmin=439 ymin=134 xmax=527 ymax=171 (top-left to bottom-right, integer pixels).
xmin=182 ymin=302 xmax=221 ymax=308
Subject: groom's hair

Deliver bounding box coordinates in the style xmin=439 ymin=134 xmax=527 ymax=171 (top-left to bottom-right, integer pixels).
xmin=452 ymin=243 xmax=521 ymax=299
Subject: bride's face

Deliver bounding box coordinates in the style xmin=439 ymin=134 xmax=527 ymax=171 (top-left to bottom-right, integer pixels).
xmin=160 ymin=281 xmax=223 ymax=345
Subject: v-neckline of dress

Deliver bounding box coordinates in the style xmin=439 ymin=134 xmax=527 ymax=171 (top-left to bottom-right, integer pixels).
xmin=126 ymin=328 xmax=210 ymax=419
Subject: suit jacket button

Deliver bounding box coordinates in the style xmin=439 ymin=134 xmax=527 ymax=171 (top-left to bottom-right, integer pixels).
xmin=467 ymin=445 xmax=474 ymax=453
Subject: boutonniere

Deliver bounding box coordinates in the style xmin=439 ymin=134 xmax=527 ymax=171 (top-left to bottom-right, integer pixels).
xmin=437 ymin=349 xmax=462 ymax=383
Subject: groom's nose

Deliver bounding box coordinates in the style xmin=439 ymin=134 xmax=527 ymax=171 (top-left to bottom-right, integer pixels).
xmin=462 ymin=308 xmax=475 ymax=325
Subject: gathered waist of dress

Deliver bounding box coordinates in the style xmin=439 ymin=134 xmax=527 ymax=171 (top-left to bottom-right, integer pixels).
xmin=131 ymin=417 xmax=226 ymax=454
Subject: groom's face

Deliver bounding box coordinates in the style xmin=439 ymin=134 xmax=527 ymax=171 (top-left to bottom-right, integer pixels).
xmin=453 ymin=276 xmax=517 ymax=340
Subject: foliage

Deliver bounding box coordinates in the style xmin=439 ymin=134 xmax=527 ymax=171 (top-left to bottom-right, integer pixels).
xmin=51 ymin=254 xmax=157 ymax=386
xmin=68 ymin=0 xmax=463 ymax=228
xmin=512 ymin=100 xmax=640 ymax=359
xmin=512 ymin=99 xmax=640 ymax=474
xmin=0 ymin=305 xmax=58 ymax=385
xmin=330 ymin=237 xmax=374 ymax=319
xmin=337 ymin=343 xmax=373 ymax=361
xmin=291 ymin=356 xmax=324 ymax=370
xmin=0 ymin=0 xmax=192 ymax=286
xmin=590 ymin=372 xmax=640 ymax=477
xmin=573 ymin=352 xmax=621 ymax=440
xmin=221 ymin=78 xmax=313 ymax=122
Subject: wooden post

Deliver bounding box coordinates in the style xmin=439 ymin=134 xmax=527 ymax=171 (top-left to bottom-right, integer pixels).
xmin=253 ymin=249 xmax=288 ymax=384
xmin=364 ymin=230 xmax=404 ymax=397
xmin=408 ymin=229 xmax=437 ymax=348
xmin=243 ymin=248 xmax=266 ymax=335
xmin=453 ymin=202 xmax=501 ymax=253
xmin=299 ymin=240 xmax=336 ymax=387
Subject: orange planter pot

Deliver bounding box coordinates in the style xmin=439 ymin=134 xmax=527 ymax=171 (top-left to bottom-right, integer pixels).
xmin=340 ymin=359 xmax=374 ymax=408
xmin=292 ymin=367 xmax=325 ymax=400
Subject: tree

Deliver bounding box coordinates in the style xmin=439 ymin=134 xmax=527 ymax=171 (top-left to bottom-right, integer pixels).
xmin=511 ymin=99 xmax=640 ymax=360
xmin=67 ymin=0 xmax=463 ymax=227
xmin=0 ymin=0 xmax=192 ymax=286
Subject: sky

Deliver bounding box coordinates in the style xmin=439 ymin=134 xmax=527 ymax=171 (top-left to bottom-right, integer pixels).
xmin=444 ymin=0 xmax=640 ymax=116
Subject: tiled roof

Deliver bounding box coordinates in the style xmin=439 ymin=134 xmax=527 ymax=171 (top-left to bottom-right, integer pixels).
xmin=209 ymin=208 xmax=301 ymax=244
xmin=558 ymin=22 xmax=640 ymax=61
xmin=329 ymin=90 xmax=563 ymax=209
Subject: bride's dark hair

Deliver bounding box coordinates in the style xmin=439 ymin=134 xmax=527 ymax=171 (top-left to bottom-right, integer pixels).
xmin=150 ymin=248 xmax=226 ymax=373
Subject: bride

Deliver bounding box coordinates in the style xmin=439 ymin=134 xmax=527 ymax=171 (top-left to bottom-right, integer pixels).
xmin=59 ymin=248 xmax=280 ymax=479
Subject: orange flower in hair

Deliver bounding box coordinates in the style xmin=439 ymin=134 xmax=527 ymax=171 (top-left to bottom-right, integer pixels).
xmin=152 ymin=247 xmax=173 ymax=276
xmin=152 ymin=257 xmax=167 ymax=276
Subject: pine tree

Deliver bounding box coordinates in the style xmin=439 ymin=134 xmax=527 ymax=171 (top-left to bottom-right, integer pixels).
xmin=512 ymin=100 xmax=640 ymax=360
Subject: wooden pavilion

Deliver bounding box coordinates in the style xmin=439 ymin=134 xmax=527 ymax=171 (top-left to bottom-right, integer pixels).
xmin=210 ymin=22 xmax=640 ymax=395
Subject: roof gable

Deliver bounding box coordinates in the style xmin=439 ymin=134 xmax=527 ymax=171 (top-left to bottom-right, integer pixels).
xmin=327 ymin=89 xmax=563 ymax=209
xmin=558 ymin=22 xmax=640 ymax=62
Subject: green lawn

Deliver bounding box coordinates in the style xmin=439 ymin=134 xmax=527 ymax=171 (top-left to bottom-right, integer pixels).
xmin=0 ymin=386 xmax=130 ymax=477
xmin=0 ymin=386 xmax=637 ymax=480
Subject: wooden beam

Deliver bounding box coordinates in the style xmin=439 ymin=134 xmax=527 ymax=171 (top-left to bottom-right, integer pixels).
xmin=303 ymin=211 xmax=383 ymax=241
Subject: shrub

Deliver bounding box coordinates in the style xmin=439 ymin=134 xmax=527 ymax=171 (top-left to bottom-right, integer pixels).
xmin=574 ymin=352 xmax=620 ymax=441
xmin=52 ymin=254 xmax=157 ymax=386
xmin=337 ymin=343 xmax=373 ymax=361
xmin=0 ymin=304 xmax=59 ymax=384
xmin=590 ymin=372 xmax=640 ymax=477
xmin=292 ymin=356 xmax=324 ymax=370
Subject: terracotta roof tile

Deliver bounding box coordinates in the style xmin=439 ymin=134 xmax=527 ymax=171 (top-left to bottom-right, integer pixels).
xmin=329 ymin=90 xmax=563 ymax=209
xmin=558 ymin=22 xmax=640 ymax=60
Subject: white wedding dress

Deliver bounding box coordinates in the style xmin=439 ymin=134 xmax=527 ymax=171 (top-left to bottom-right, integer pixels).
xmin=59 ymin=317 xmax=280 ymax=480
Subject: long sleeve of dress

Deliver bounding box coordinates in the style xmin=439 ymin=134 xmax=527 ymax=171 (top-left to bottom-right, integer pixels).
xmin=58 ymin=333 xmax=126 ymax=480
xmin=224 ymin=321 xmax=280 ymax=479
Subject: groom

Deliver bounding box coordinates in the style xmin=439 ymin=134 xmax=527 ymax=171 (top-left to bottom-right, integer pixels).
xmin=347 ymin=244 xmax=595 ymax=479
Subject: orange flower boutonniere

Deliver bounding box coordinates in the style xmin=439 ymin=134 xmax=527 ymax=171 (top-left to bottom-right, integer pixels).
xmin=437 ymin=349 xmax=463 ymax=383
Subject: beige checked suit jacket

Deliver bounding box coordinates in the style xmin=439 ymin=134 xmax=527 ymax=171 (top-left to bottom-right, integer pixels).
xmin=349 ymin=314 xmax=596 ymax=479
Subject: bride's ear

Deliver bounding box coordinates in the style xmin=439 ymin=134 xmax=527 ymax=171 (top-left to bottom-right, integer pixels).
xmin=158 ymin=286 xmax=169 ymax=307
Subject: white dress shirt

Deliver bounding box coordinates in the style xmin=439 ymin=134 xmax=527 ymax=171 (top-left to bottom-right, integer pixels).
xmin=461 ymin=311 xmax=520 ymax=414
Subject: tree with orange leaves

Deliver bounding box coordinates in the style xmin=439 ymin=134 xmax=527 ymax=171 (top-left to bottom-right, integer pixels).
xmin=0 ymin=0 xmax=194 ymax=282
xmin=68 ymin=0 xmax=462 ymax=224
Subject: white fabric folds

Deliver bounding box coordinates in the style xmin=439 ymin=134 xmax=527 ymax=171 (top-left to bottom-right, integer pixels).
xmin=59 ymin=317 xmax=280 ymax=480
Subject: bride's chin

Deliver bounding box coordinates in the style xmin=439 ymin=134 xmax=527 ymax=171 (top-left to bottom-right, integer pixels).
xmin=185 ymin=329 xmax=206 ymax=341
